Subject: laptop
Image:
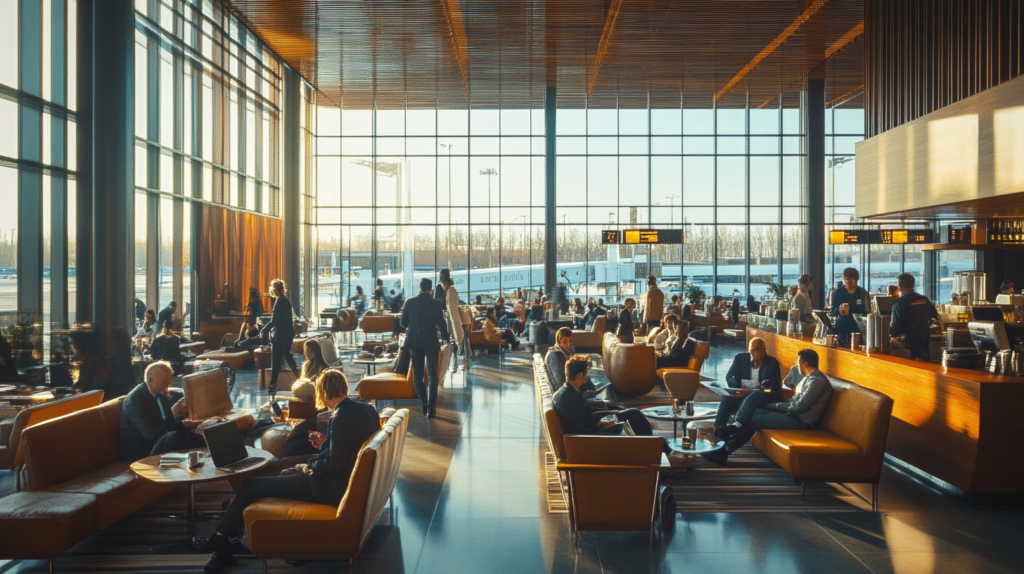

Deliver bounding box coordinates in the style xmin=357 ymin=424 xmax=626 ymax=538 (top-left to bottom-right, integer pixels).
xmin=203 ymin=421 xmax=261 ymax=470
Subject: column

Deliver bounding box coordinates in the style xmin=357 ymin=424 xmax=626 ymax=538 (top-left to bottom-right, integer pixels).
xmin=91 ymin=0 xmax=135 ymax=333
xmin=76 ymin=0 xmax=93 ymax=326
xmin=544 ymin=86 xmax=557 ymax=296
xmin=282 ymin=66 xmax=301 ymax=303
xmin=803 ymin=79 xmax=826 ymax=307
xmin=17 ymin=0 xmax=43 ymax=344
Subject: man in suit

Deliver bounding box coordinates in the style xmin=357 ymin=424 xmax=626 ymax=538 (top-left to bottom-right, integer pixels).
xmin=157 ymin=301 xmax=178 ymax=331
xmin=702 ymin=348 xmax=833 ymax=466
xmin=204 ymin=370 xmax=379 ymax=572
xmin=401 ymin=278 xmax=450 ymax=418
xmin=643 ymin=275 xmax=664 ymax=330
xmin=260 ymin=279 xmax=297 ymax=395
xmin=119 ymin=361 xmax=206 ymax=461
xmin=713 ymin=337 xmax=783 ymax=431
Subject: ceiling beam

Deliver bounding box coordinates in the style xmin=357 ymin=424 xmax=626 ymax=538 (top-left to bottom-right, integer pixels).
xmin=825 ymin=21 xmax=864 ymax=59
xmin=754 ymin=20 xmax=863 ymax=109
xmin=588 ymin=0 xmax=627 ymax=95
xmin=715 ymin=0 xmax=829 ymax=101
xmin=439 ymin=0 xmax=470 ymax=93
xmin=827 ymin=83 xmax=864 ymax=107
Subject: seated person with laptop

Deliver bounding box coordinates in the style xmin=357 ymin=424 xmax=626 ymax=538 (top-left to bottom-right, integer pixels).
xmin=203 ymin=369 xmax=380 ymax=572
xmin=119 ymin=361 xmax=211 ymax=460
xmin=553 ymin=356 xmax=685 ymax=466
xmin=712 ymin=337 xmax=782 ymax=434
xmin=702 ymin=348 xmax=833 ymax=467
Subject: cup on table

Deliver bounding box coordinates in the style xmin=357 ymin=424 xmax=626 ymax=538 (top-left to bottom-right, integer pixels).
xmin=316 ymin=411 xmax=332 ymax=435
xmin=697 ymin=429 xmax=708 ymax=442
xmin=686 ymin=427 xmax=697 ymax=447
xmin=188 ymin=451 xmax=200 ymax=468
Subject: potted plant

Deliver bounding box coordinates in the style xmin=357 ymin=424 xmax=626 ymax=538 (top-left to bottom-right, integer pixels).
xmin=684 ymin=285 xmax=707 ymax=307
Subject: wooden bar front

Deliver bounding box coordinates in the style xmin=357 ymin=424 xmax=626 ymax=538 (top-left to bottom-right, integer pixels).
xmin=749 ymin=327 xmax=1024 ymax=493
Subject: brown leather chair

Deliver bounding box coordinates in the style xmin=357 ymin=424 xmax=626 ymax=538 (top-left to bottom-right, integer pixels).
xmin=601 ymin=333 xmax=658 ymax=397
xmin=560 ymin=435 xmax=664 ymax=544
xmin=0 ymin=390 xmax=105 ymax=491
xmin=572 ymin=316 xmax=606 ymax=353
xmin=183 ymin=369 xmax=256 ymax=432
xmin=748 ymin=380 xmax=893 ymax=510
xmin=358 ymin=346 xmax=452 ymax=404
xmin=195 ymin=349 xmax=252 ymax=371
xmin=359 ymin=315 xmax=395 ymax=339
xmin=243 ymin=409 xmax=410 ymax=569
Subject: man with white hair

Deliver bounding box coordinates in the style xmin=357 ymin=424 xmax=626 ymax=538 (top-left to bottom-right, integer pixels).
xmin=119 ymin=361 xmax=207 ymax=460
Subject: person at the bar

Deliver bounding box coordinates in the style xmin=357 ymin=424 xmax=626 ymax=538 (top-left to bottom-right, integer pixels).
xmin=713 ymin=337 xmax=782 ymax=436
xmin=791 ymin=274 xmax=815 ymax=321
xmin=1000 ymin=280 xmax=1016 ymax=295
xmin=829 ymin=267 xmax=869 ymax=345
xmin=890 ymin=273 xmax=939 ymax=361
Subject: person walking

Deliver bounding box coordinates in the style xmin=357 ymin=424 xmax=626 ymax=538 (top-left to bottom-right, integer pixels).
xmin=261 ymin=279 xmax=298 ymax=396
xmin=401 ymin=278 xmax=450 ymax=418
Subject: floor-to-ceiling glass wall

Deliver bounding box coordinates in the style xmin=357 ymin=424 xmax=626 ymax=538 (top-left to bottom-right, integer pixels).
xmin=133 ymin=0 xmax=282 ymax=333
xmin=313 ymin=96 xmax=814 ymax=313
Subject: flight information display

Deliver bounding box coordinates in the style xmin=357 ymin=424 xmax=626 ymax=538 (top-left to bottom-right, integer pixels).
xmin=601 ymin=230 xmax=685 ymax=244
xmin=830 ymin=229 xmax=934 ymax=245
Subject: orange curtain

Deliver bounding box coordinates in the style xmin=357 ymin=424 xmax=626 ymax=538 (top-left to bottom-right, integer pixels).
xmin=199 ymin=205 xmax=282 ymax=320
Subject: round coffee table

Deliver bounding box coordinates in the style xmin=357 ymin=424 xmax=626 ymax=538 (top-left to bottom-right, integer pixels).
xmin=666 ymin=436 xmax=726 ymax=456
xmin=131 ymin=447 xmax=273 ymax=551
xmin=641 ymin=404 xmax=717 ymax=439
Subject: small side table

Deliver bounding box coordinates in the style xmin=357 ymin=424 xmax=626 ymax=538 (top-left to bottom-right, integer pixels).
xmin=353 ymin=357 xmax=392 ymax=375
xmin=131 ymin=447 xmax=273 ymax=551
xmin=641 ymin=405 xmax=718 ymax=440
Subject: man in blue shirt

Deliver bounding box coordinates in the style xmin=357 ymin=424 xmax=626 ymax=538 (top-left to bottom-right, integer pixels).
xmin=829 ymin=267 xmax=869 ymax=346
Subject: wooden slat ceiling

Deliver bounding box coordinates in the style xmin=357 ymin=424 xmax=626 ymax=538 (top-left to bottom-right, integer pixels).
xmin=222 ymin=0 xmax=865 ymax=109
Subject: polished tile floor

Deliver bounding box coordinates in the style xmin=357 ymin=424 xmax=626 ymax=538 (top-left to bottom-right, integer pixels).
xmin=4 ymin=343 xmax=1024 ymax=573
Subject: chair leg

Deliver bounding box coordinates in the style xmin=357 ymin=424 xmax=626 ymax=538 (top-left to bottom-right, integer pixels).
xmin=801 ymin=482 xmax=806 ymax=500
xmin=349 ymin=558 xmax=355 ymax=571
xmin=262 ymin=559 xmax=267 ymax=574
xmin=49 ymin=559 xmax=53 ymax=574
xmin=871 ymin=483 xmax=879 ymax=512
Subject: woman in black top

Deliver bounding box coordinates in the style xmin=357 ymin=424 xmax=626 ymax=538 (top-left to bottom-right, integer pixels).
xmin=616 ymin=299 xmax=637 ymax=343
xmin=148 ymin=320 xmax=184 ymax=372
xmin=730 ymin=297 xmax=741 ymax=328
xmin=245 ymin=288 xmax=265 ymax=323
xmin=657 ymin=321 xmax=696 ymax=370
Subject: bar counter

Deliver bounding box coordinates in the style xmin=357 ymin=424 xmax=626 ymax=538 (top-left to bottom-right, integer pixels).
xmin=749 ymin=327 xmax=1024 ymax=494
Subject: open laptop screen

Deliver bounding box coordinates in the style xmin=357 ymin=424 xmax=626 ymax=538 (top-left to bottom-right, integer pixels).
xmin=203 ymin=421 xmax=248 ymax=468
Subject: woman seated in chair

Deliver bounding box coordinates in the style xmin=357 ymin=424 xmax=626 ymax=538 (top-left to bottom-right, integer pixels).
xmin=135 ymin=309 xmax=158 ymax=342
xmin=647 ymin=314 xmax=678 ymax=352
xmin=230 ymin=318 xmax=268 ymax=351
xmin=203 ymin=370 xmax=381 ymax=572
xmin=482 ymin=307 xmax=520 ymax=351
xmin=298 ymin=340 xmax=330 ymax=382
xmin=656 ymin=320 xmax=696 ymax=370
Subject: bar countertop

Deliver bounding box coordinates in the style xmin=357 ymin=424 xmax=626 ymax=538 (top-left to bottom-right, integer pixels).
xmin=749 ymin=327 xmax=1024 ymax=493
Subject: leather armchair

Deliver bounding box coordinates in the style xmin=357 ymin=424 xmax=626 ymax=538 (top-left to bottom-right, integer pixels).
xmin=358 ymin=345 xmax=451 ymax=403
xmin=360 ymin=315 xmax=395 ymax=336
xmin=748 ymin=380 xmax=893 ymax=510
xmin=572 ymin=316 xmax=606 ymax=353
xmin=243 ymin=409 xmax=410 ymax=569
xmin=182 ymin=369 xmax=256 ymax=432
xmin=195 ymin=349 xmax=252 ymax=371
xmin=601 ymin=333 xmax=658 ymax=397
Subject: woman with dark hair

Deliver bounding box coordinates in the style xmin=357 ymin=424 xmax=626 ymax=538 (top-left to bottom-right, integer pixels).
xmin=245 ymin=287 xmax=265 ymax=323
xmin=231 ymin=317 xmax=268 ymax=350
xmin=730 ymin=297 xmax=741 ymax=328
xmin=351 ymin=285 xmax=367 ymax=317
xmin=299 ymin=340 xmax=330 ymax=382
xmin=148 ymin=320 xmax=185 ymax=372
xmin=746 ymin=294 xmax=758 ymax=314
xmin=135 ymin=309 xmax=158 ymax=341
xmin=657 ymin=320 xmax=696 ymax=370
xmin=482 ymin=308 xmax=520 ymax=351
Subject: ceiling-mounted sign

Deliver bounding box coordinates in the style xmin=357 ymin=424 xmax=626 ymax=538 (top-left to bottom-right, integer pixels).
xmin=601 ymin=230 xmax=685 ymax=244
xmin=829 ymin=229 xmax=933 ymax=245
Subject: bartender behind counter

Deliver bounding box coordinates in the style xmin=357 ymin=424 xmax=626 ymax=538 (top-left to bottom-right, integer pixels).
xmin=829 ymin=267 xmax=870 ymax=346
xmin=890 ymin=273 xmax=939 ymax=361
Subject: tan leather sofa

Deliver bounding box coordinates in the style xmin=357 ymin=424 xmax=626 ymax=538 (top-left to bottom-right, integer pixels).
xmin=0 ymin=397 xmax=177 ymax=567
xmin=748 ymin=380 xmax=893 ymax=510
xmin=358 ymin=346 xmax=451 ymax=404
xmin=194 ymin=349 xmax=252 ymax=371
xmin=601 ymin=333 xmax=658 ymax=397
xmin=243 ymin=409 xmax=410 ymax=569
xmin=532 ymin=354 xmax=666 ymax=542
xmin=0 ymin=390 xmax=105 ymax=491
xmin=572 ymin=316 xmax=606 ymax=353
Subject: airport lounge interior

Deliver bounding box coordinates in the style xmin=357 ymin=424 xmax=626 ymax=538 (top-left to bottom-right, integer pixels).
xmin=4 ymin=0 xmax=1024 ymax=572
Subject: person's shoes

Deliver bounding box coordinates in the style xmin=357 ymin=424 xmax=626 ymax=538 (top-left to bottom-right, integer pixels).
xmin=427 ymin=409 xmax=436 ymax=419
xmin=421 ymin=403 xmax=428 ymax=415
xmin=715 ymin=423 xmax=741 ymax=439
xmin=204 ymin=549 xmax=235 ymax=573
xmin=700 ymin=448 xmax=729 ymax=467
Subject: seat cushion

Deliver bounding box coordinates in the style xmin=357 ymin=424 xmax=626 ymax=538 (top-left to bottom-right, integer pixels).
xmin=751 ymin=429 xmax=868 ymax=482
xmin=40 ymin=462 xmax=175 ymax=528
xmin=198 ymin=350 xmax=251 ymax=371
xmin=0 ymin=492 xmax=98 ymax=559
xmin=357 ymin=373 xmax=416 ymax=401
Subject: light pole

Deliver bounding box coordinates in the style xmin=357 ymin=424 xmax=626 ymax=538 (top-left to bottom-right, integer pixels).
xmin=440 ymin=143 xmax=453 ymax=268
xmin=665 ymin=194 xmax=679 ymax=227
xmin=480 ymin=168 xmax=497 ymax=268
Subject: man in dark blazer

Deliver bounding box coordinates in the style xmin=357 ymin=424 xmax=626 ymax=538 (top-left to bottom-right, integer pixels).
xmin=157 ymin=301 xmax=177 ymax=331
xmin=119 ymin=361 xmax=205 ymax=461
xmin=401 ymin=278 xmax=450 ymax=418
xmin=260 ymin=279 xmax=298 ymax=395
xmin=713 ymin=337 xmax=783 ymax=430
xmin=204 ymin=370 xmax=380 ymax=572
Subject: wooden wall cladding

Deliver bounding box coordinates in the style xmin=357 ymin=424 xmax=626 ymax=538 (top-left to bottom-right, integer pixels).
xmin=751 ymin=327 xmax=1024 ymax=493
xmin=865 ymin=0 xmax=1024 ymax=138
xmin=855 ymin=73 xmax=1024 ymax=219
